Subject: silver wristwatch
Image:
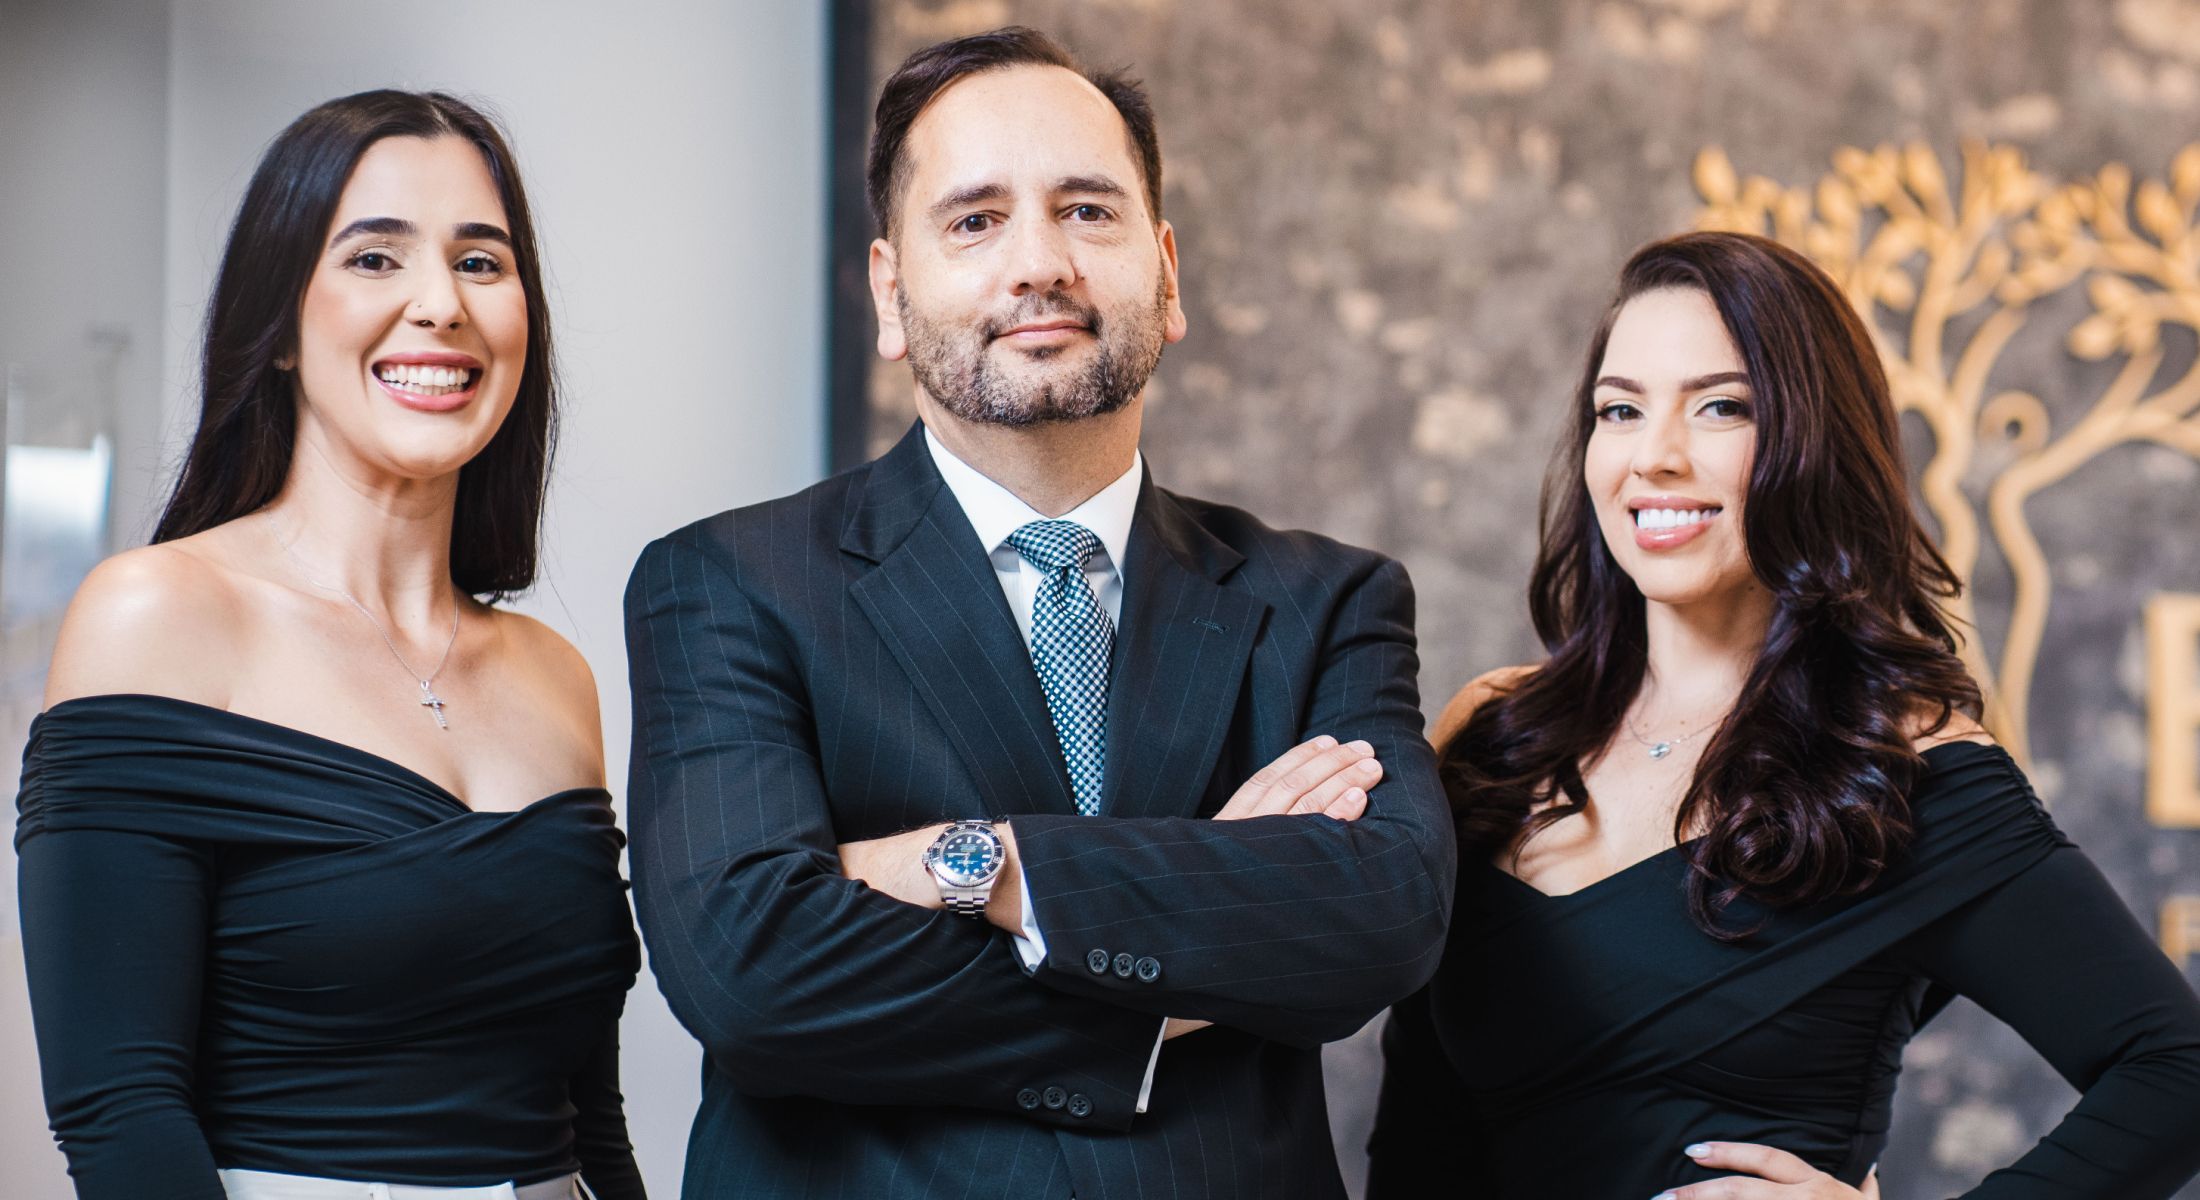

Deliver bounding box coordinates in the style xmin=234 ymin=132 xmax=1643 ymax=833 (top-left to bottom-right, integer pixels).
xmin=924 ymin=820 xmax=1006 ymax=917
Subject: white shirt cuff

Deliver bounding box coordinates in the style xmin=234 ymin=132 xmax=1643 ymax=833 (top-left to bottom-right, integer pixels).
xmin=1008 ymin=869 xmax=1164 ymax=1113
xmin=1136 ymin=1021 xmax=1166 ymax=1114
xmin=1010 ymin=868 xmax=1047 ymax=972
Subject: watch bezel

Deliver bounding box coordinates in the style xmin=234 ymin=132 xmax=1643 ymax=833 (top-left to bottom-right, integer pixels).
xmin=925 ymin=820 xmax=1005 ymax=889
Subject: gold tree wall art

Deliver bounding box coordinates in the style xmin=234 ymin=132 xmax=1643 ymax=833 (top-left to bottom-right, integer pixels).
xmin=1692 ymin=141 xmax=2200 ymax=766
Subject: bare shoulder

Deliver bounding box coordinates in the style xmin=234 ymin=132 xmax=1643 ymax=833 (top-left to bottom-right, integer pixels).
xmin=1909 ymin=706 xmax=1996 ymax=753
xmin=1431 ymin=664 xmax=1539 ymax=754
xmin=485 ymin=608 xmax=601 ymax=729
xmin=45 ymin=541 xmax=247 ymax=708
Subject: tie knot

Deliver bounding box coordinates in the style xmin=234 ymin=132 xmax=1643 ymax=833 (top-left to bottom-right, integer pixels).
xmin=1007 ymin=520 xmax=1104 ymax=574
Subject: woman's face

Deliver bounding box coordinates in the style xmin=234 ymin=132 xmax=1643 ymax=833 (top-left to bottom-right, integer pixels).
xmin=1582 ymin=287 xmax=1761 ymax=610
xmin=291 ymin=135 xmax=527 ymax=486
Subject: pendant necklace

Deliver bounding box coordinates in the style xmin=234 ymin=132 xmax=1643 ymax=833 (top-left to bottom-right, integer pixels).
xmin=1624 ymin=709 xmax=1714 ymax=761
xmin=266 ymin=514 xmax=461 ymax=729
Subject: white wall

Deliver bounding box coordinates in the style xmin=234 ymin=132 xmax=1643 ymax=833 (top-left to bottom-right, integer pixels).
xmin=7 ymin=3 xmax=830 ymax=1196
xmin=1 ymin=0 xmax=174 ymax=1189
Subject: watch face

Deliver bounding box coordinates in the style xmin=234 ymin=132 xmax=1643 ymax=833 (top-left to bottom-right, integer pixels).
xmin=935 ymin=828 xmax=1002 ymax=886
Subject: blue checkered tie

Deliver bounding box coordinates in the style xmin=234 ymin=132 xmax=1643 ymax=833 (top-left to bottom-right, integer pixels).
xmin=1007 ymin=520 xmax=1114 ymax=817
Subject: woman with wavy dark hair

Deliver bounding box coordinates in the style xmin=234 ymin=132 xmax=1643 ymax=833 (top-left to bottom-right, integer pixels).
xmin=1367 ymin=231 xmax=2200 ymax=1198
xmin=17 ymin=91 xmax=643 ymax=1199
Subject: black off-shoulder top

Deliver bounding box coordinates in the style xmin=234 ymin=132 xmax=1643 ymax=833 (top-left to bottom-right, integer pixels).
xmin=15 ymin=694 xmax=646 ymax=1199
xmin=1368 ymin=741 xmax=2200 ymax=1198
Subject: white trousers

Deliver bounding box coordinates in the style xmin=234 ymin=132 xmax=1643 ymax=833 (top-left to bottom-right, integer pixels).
xmin=218 ymin=1168 xmax=591 ymax=1200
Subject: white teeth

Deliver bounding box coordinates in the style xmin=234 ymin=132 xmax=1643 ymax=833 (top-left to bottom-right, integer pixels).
xmin=1634 ymin=506 xmax=1719 ymax=530
xmin=374 ymin=364 xmax=474 ymax=395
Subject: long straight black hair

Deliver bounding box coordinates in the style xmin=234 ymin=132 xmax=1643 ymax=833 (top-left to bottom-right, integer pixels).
xmin=153 ymin=89 xmax=557 ymax=600
xmin=1442 ymin=231 xmax=1983 ymax=936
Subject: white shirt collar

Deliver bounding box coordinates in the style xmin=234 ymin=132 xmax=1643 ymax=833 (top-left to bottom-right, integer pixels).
xmin=923 ymin=424 xmax=1141 ymax=574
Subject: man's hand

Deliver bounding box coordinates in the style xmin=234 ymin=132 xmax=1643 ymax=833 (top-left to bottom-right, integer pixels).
xmin=837 ymin=825 xmax=946 ymax=908
xmin=837 ymin=735 xmax=1378 ymax=908
xmin=1213 ymin=735 xmax=1383 ymax=822
xmin=838 ymin=822 xmax=1028 ymax=932
xmin=835 ymin=736 xmax=1380 ymax=1046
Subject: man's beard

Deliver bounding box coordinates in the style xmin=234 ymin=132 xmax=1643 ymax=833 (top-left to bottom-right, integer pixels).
xmin=899 ymin=273 xmax=1169 ymax=429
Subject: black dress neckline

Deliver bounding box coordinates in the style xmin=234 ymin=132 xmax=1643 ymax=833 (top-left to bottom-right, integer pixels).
xmin=34 ymin=692 xmax=607 ymax=817
xmin=17 ymin=689 xmax=645 ymax=1195
xmin=1479 ymin=739 xmax=2011 ymax=900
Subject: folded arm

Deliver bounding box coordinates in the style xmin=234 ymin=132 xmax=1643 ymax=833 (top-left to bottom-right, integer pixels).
xmin=1008 ymin=556 xmax=1456 ymax=1046
xmin=624 ymin=535 xmax=1162 ymax=1130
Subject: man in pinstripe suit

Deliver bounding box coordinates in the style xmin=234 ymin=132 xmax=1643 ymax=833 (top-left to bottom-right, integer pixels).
xmin=624 ymin=27 xmax=1457 ymax=1200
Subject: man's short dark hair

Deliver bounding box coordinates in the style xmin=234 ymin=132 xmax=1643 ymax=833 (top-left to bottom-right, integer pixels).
xmin=867 ymin=26 xmax=1163 ymax=239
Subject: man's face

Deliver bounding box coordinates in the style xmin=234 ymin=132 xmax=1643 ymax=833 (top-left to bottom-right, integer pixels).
xmin=870 ymin=64 xmax=1187 ymax=427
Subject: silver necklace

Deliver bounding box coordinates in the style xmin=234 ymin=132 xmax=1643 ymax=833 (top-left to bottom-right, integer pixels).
xmin=266 ymin=514 xmax=461 ymax=729
xmin=1624 ymin=709 xmax=1714 ymax=760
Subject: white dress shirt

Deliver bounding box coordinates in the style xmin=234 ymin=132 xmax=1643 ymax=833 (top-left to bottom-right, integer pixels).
xmin=923 ymin=426 xmax=1167 ymax=1112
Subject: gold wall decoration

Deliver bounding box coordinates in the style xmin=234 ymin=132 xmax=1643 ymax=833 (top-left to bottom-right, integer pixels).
xmin=2151 ymin=593 xmax=2200 ymax=830
xmin=1692 ymin=141 xmax=2200 ymax=766
xmin=2166 ymin=896 xmax=2200 ymax=967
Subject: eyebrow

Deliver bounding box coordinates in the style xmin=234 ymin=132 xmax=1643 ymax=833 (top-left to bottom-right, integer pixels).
xmin=1593 ymin=371 xmax=1752 ymax=393
xmin=927 ymin=183 xmax=1010 ymax=224
xmin=328 ymin=216 xmax=415 ymax=248
xmin=454 ymin=221 xmax=513 ymax=245
xmin=1056 ymin=174 xmax=1129 ymax=200
xmin=326 ymin=217 xmax=514 ymax=248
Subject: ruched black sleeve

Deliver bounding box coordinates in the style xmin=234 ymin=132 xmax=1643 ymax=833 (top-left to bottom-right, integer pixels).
xmin=570 ymin=1019 xmax=646 ymax=1200
xmin=17 ymin=823 xmax=227 ymax=1200
xmin=18 ymin=695 xmax=645 ymax=1196
xmin=1889 ymin=846 xmax=2200 ymax=1199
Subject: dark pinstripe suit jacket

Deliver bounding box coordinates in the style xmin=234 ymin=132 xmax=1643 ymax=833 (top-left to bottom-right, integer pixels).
xmin=624 ymin=423 xmax=1456 ymax=1199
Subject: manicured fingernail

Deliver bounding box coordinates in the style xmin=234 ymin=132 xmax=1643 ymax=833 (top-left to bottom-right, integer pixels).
xmin=1314 ymin=735 xmax=1337 ymax=749
xmin=1348 ymin=739 xmax=1373 ymax=754
xmin=1651 ymin=1193 xmax=1678 ymax=1200
xmin=1685 ymin=1143 xmax=1711 ymax=1158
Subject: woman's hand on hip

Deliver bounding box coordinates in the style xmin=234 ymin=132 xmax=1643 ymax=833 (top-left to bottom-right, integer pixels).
xmin=1652 ymin=1144 xmax=1879 ymax=1200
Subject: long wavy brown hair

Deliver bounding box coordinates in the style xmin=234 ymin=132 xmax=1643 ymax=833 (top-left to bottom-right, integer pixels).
xmin=1442 ymin=230 xmax=1982 ymax=936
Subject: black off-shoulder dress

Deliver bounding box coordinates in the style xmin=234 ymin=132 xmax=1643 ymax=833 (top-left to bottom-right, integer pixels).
xmin=15 ymin=694 xmax=647 ymax=1200
xmin=1368 ymin=741 xmax=2200 ymax=1198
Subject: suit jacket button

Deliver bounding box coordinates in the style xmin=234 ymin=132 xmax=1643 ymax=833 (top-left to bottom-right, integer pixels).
xmin=1042 ymin=1085 xmax=1067 ymax=1110
xmin=1112 ymin=952 xmax=1135 ymax=978
xmin=1016 ymin=1088 xmax=1041 ymax=1110
xmin=1067 ymin=1093 xmax=1092 ymax=1118
xmin=1086 ymin=948 xmax=1111 ymax=975
xmin=1134 ymin=956 xmax=1161 ymax=983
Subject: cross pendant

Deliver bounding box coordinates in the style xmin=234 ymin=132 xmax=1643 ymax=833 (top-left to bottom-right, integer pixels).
xmin=419 ymin=681 xmax=450 ymax=730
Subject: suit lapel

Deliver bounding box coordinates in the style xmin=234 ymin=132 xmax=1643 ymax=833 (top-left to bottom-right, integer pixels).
xmin=1099 ymin=476 xmax=1268 ymax=820
xmin=845 ymin=425 xmax=1078 ymax=817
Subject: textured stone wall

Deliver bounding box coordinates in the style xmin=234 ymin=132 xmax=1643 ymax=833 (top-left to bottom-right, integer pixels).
xmin=851 ymin=2 xmax=2200 ymax=1195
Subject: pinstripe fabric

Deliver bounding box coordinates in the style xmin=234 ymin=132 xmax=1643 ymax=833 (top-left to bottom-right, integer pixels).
xmin=625 ymin=424 xmax=1456 ymax=1199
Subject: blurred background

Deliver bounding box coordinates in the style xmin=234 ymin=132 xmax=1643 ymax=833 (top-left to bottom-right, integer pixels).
xmin=5 ymin=1 xmax=2198 ymax=1197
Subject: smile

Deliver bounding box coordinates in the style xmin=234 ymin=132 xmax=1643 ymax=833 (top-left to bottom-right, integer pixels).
xmin=1627 ymin=499 xmax=1723 ymax=551
xmin=1633 ymin=506 xmax=1721 ymax=530
xmin=372 ymin=356 xmax=484 ymax=412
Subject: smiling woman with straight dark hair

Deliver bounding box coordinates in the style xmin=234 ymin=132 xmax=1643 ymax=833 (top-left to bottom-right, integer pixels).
xmin=16 ymin=90 xmax=643 ymax=1200
xmin=1368 ymin=230 xmax=2200 ymax=1199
